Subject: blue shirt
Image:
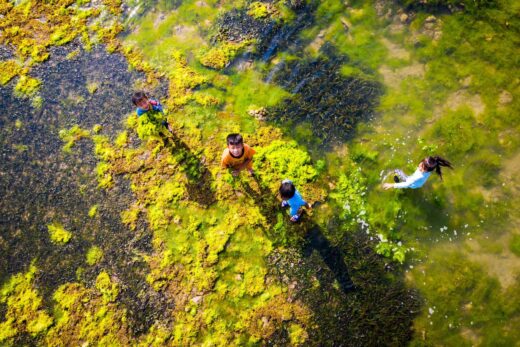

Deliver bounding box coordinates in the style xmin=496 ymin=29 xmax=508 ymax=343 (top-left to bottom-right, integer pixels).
xmin=286 ymin=190 xmax=307 ymax=216
xmin=394 ymin=168 xmax=431 ymax=189
xmin=136 ymin=98 xmax=163 ymax=116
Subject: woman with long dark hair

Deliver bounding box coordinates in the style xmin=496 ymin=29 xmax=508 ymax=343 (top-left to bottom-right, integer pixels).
xmin=383 ymin=156 xmax=453 ymax=190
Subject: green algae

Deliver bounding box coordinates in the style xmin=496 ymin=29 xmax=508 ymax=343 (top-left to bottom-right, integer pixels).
xmin=199 ymin=41 xmax=250 ymax=70
xmin=95 ymin=271 xmax=119 ymax=303
xmin=12 ymin=143 xmax=28 ymax=153
xmin=254 ymin=139 xmax=324 ymax=201
xmin=0 ymin=0 xmax=123 ymax=97
xmin=247 ymin=2 xmax=271 ymax=19
xmin=46 ymin=281 xmax=131 ymax=346
xmin=86 ymin=246 xmax=103 ymax=265
xmin=0 ymin=60 xmax=22 ymax=85
xmin=47 ymin=222 xmax=72 ymax=244
xmin=0 ymin=265 xmax=53 ymax=343
xmin=59 ymin=125 xmax=91 ymax=153
xmin=409 ymin=247 xmax=520 ymax=346
xmin=1 ymin=0 xmax=518 ymax=345
xmin=510 ymin=235 xmax=520 ymax=257
xmin=92 ymin=124 xmax=103 ymax=134
xmin=14 ymin=75 xmax=41 ymax=97
xmin=88 ymin=204 xmax=98 ymax=218
xmin=86 ymin=81 xmax=98 ymax=94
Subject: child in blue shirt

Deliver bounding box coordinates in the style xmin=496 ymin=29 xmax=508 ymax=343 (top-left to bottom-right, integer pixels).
xmin=131 ymin=91 xmax=174 ymax=134
xmin=383 ymin=156 xmax=453 ymax=190
xmin=279 ymin=179 xmax=311 ymax=222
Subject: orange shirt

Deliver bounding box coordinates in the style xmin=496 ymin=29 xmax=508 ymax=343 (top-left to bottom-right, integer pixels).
xmin=221 ymin=144 xmax=256 ymax=170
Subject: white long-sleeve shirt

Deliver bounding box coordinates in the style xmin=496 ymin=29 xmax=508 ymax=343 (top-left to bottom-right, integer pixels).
xmin=394 ymin=168 xmax=431 ymax=189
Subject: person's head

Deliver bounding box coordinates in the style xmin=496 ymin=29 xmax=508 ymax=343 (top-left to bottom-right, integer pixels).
xmin=279 ymin=179 xmax=296 ymax=200
xmin=132 ymin=91 xmax=150 ymax=110
xmin=226 ymin=133 xmax=244 ymax=157
xmin=419 ymin=156 xmax=453 ymax=180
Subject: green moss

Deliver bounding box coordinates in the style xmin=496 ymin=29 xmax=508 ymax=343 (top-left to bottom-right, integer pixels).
xmin=95 ymin=271 xmax=119 ymax=303
xmin=48 ymin=222 xmax=72 ymax=244
xmin=14 ymin=75 xmax=41 ymax=97
xmin=59 ymin=125 xmax=90 ymax=153
xmin=86 ymin=81 xmax=98 ymax=94
xmin=12 ymin=143 xmax=28 ymax=152
xmin=288 ymin=322 xmax=309 ymax=346
xmin=114 ymin=131 xmax=128 ymax=148
xmin=47 ymin=281 xmax=130 ymax=345
xmin=410 ymin=249 xmax=520 ymax=345
xmin=254 ymin=139 xmax=318 ymax=192
xmin=96 ymin=162 xmax=114 ymax=189
xmin=0 ymin=0 xmax=122 ymax=97
xmin=0 ymin=264 xmax=53 ymax=342
xmin=86 ymin=246 xmax=104 ymax=265
xmin=430 ymin=107 xmax=481 ymax=158
xmin=247 ymin=2 xmax=270 ymax=19
xmin=225 ymin=69 xmax=290 ymax=119
xmin=121 ymin=205 xmax=140 ymax=230
xmin=199 ymin=41 xmax=250 ymax=70
xmin=92 ymin=124 xmax=103 ymax=133
xmin=509 ymin=235 xmax=520 ymax=257
xmin=88 ymin=204 xmax=98 ymax=218
xmin=0 ymin=60 xmax=22 ymax=85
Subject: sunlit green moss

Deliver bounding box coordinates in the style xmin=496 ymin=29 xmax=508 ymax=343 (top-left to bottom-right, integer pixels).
xmin=247 ymin=1 xmax=270 ymax=19
xmin=199 ymin=41 xmax=250 ymax=70
xmin=254 ymin=139 xmax=320 ymax=195
xmin=86 ymin=246 xmax=103 ymax=265
xmin=92 ymin=124 xmax=102 ymax=133
xmin=95 ymin=271 xmax=119 ymax=303
xmin=46 ymin=281 xmax=130 ymax=346
xmin=14 ymin=74 xmax=41 ymax=97
xmin=0 ymin=264 xmax=53 ymax=343
xmin=86 ymin=81 xmax=98 ymax=94
xmin=0 ymin=60 xmax=22 ymax=85
xmin=48 ymin=222 xmax=72 ymax=244
xmin=88 ymin=204 xmax=98 ymax=218
xmin=288 ymin=322 xmax=309 ymax=346
xmin=59 ymin=125 xmax=90 ymax=153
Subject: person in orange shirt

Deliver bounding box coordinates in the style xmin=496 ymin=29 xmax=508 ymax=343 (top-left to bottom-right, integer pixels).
xmin=221 ymin=133 xmax=256 ymax=176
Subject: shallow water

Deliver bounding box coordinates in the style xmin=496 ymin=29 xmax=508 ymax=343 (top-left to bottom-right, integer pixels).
xmin=1 ymin=0 xmax=519 ymax=345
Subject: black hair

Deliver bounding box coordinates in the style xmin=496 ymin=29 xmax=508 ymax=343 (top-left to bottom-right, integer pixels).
xmin=132 ymin=91 xmax=148 ymax=106
xmin=422 ymin=156 xmax=453 ymax=180
xmin=226 ymin=133 xmax=243 ymax=146
xmin=279 ymin=181 xmax=296 ymax=199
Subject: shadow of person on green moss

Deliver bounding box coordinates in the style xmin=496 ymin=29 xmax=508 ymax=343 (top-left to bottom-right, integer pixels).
xmin=163 ymin=132 xmax=216 ymax=208
xmin=240 ymin=176 xmax=355 ymax=294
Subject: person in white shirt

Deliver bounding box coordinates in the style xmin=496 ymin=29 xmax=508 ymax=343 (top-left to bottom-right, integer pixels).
xmin=383 ymin=156 xmax=453 ymax=189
